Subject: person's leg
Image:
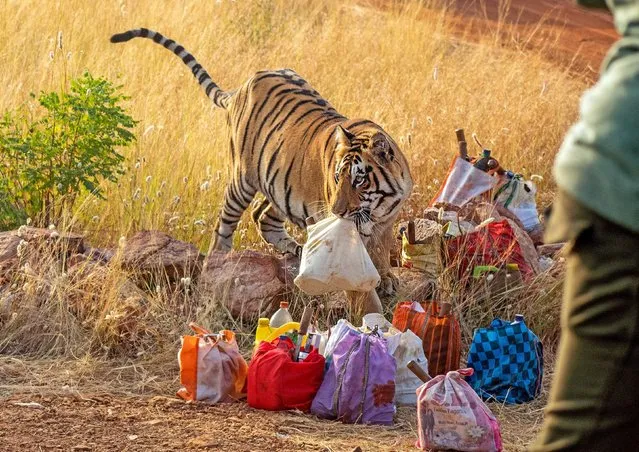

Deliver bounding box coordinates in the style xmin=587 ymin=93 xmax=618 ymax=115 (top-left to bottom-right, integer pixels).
xmin=531 ymin=191 xmax=639 ymax=451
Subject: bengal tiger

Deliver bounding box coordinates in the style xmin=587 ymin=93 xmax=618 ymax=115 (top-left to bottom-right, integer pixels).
xmin=110 ymin=28 xmax=413 ymax=313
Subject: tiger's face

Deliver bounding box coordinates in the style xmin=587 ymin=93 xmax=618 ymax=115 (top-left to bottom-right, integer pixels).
xmin=330 ymin=125 xmax=413 ymax=241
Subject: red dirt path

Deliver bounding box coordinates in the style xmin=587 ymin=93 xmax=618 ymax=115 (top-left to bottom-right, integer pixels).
xmin=447 ymin=0 xmax=616 ymax=76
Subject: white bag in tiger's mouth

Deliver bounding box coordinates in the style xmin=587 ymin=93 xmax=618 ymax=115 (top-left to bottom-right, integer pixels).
xmin=294 ymin=216 xmax=380 ymax=295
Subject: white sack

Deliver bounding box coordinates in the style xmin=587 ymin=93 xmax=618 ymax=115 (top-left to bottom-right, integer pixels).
xmin=294 ymin=216 xmax=380 ymax=295
xmin=386 ymin=329 xmax=429 ymax=406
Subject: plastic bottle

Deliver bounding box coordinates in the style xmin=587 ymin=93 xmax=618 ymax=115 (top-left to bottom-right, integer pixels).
xmin=254 ymin=318 xmax=272 ymax=349
xmin=270 ymin=301 xmax=293 ymax=328
xmin=474 ymin=149 xmax=499 ymax=173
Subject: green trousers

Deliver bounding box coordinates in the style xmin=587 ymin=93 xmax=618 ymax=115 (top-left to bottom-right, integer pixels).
xmin=531 ymin=192 xmax=639 ymax=451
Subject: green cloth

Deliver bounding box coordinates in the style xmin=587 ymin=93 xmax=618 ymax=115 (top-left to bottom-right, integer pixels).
xmin=532 ymin=191 xmax=639 ymax=451
xmin=554 ymin=0 xmax=639 ymax=232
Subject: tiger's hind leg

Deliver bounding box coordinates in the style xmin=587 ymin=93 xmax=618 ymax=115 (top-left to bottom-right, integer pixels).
xmin=252 ymin=199 xmax=302 ymax=257
xmin=209 ymin=178 xmax=256 ymax=254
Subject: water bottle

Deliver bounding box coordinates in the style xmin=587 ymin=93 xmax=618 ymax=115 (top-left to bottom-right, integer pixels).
xmin=270 ymin=301 xmax=293 ymax=328
xmin=473 ymin=149 xmax=492 ymax=171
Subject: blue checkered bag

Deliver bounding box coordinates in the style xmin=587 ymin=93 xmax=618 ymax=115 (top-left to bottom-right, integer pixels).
xmin=466 ymin=316 xmax=543 ymax=404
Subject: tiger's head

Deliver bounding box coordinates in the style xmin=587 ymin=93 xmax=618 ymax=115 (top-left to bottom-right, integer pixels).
xmin=330 ymin=124 xmax=413 ymax=240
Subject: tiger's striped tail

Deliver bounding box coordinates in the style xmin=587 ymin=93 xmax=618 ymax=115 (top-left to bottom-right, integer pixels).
xmin=110 ymin=28 xmax=231 ymax=109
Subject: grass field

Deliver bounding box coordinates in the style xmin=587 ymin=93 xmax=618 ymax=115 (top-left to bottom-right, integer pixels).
xmin=0 ymin=1 xmax=595 ymax=449
xmin=1 ymin=0 xmax=586 ymax=249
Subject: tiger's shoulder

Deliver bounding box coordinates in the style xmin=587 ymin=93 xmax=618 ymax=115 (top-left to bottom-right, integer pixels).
xmin=235 ymin=69 xmax=335 ymax=110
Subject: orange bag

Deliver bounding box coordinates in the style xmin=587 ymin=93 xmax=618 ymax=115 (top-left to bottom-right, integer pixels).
xmin=177 ymin=323 xmax=248 ymax=403
xmin=392 ymin=301 xmax=461 ymax=377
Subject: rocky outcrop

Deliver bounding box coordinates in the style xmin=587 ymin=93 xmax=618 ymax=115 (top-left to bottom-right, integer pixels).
xmin=199 ymin=250 xmax=295 ymax=321
xmin=119 ymin=231 xmax=205 ymax=283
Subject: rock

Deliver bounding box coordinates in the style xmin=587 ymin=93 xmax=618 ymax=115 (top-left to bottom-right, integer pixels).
xmin=0 ymin=257 xmax=19 ymax=289
xmin=120 ymin=231 xmax=204 ymax=283
xmin=200 ymin=250 xmax=293 ymax=320
xmin=0 ymin=233 xmax=21 ymax=261
xmin=83 ymin=247 xmax=115 ymax=264
xmin=537 ymin=243 xmax=566 ymax=257
xmin=0 ymin=227 xmax=84 ymax=258
xmin=395 ymin=268 xmax=436 ymax=301
xmin=0 ymin=227 xmax=84 ymax=288
xmin=397 ymin=219 xmax=443 ymax=243
xmin=68 ymin=253 xmax=89 ymax=268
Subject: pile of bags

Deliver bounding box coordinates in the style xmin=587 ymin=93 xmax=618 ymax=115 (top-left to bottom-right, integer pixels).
xmin=175 ymin=307 xmax=542 ymax=452
xmin=176 ymin=313 xmax=428 ymax=422
xmin=400 ymin=130 xmax=562 ymax=304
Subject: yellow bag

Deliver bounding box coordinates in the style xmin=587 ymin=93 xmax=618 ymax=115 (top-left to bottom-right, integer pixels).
xmin=401 ymin=220 xmax=443 ymax=279
xmin=177 ymin=323 xmax=248 ymax=403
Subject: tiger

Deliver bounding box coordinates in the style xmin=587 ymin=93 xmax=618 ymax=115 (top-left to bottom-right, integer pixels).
xmin=110 ymin=28 xmax=413 ymax=313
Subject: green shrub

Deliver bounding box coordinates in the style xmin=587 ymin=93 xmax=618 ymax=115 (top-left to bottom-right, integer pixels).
xmin=0 ymin=72 xmax=136 ymax=229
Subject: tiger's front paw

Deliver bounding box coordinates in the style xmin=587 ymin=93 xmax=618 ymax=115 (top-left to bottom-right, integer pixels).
xmin=377 ymin=270 xmax=399 ymax=297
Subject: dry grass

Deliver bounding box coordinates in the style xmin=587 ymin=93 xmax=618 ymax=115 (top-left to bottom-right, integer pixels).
xmin=0 ymin=0 xmax=585 ymax=249
xmin=0 ymin=0 xmax=586 ymax=448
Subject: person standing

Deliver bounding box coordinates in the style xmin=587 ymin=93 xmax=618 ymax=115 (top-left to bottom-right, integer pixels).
xmin=532 ymin=0 xmax=639 ymax=450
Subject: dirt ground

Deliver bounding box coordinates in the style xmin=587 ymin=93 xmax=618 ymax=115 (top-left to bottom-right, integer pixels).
xmin=424 ymin=0 xmax=616 ymax=78
xmin=0 ymin=356 xmax=549 ymax=451
xmin=1 ymin=387 xmax=546 ymax=451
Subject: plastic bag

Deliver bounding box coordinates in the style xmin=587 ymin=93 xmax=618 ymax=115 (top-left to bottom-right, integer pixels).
xmin=311 ymin=329 xmax=397 ymax=425
xmin=392 ymin=301 xmax=461 ymax=377
xmin=400 ymin=219 xmax=443 ymax=278
xmin=177 ymin=323 xmax=248 ymax=403
xmin=386 ymin=329 xmax=429 ymax=406
xmin=466 ymin=316 xmax=543 ymax=404
xmin=322 ymin=319 xmax=357 ymax=368
xmin=416 ymin=368 xmax=503 ymax=451
xmin=294 ymin=216 xmax=380 ymax=295
xmin=493 ymin=175 xmax=540 ymax=231
xmin=247 ymin=336 xmax=325 ymax=412
xmin=430 ymin=157 xmax=498 ymax=207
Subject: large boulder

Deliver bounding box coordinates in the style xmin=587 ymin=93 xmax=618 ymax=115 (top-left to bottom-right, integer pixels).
xmin=0 ymin=227 xmax=85 ymax=259
xmin=119 ymin=231 xmax=204 ymax=283
xmin=199 ymin=250 xmax=295 ymax=321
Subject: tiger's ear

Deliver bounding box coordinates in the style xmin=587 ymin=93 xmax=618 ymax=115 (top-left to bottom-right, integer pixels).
xmin=370 ymin=132 xmax=393 ymax=162
xmin=334 ymin=125 xmax=354 ymax=149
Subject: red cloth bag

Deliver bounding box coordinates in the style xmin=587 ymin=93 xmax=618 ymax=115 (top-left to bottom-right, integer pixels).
xmin=247 ymin=337 xmax=325 ymax=412
xmin=445 ymin=219 xmax=534 ymax=282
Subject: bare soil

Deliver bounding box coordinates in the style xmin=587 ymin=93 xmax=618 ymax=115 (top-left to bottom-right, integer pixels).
xmin=1 ymin=390 xmax=545 ymax=451
xmin=448 ymin=0 xmax=616 ymax=76
xmin=0 ymin=355 xmax=549 ymax=451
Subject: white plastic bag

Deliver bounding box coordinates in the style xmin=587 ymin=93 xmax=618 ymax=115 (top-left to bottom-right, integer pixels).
xmin=386 ymin=329 xmax=429 ymax=406
xmin=294 ymin=216 xmax=380 ymax=295
xmin=322 ymin=319 xmax=357 ymax=361
xmin=494 ymin=176 xmax=540 ymax=231
xmin=431 ymin=157 xmax=498 ymax=207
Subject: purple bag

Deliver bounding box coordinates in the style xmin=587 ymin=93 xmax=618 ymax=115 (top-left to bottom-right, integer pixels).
xmin=311 ymin=329 xmax=397 ymax=425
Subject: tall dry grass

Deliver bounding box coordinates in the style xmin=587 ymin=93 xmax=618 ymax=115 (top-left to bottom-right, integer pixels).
xmin=0 ymin=0 xmax=586 ymax=250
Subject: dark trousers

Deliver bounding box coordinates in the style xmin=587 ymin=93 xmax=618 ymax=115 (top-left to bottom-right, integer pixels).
xmin=531 ymin=191 xmax=639 ymax=451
